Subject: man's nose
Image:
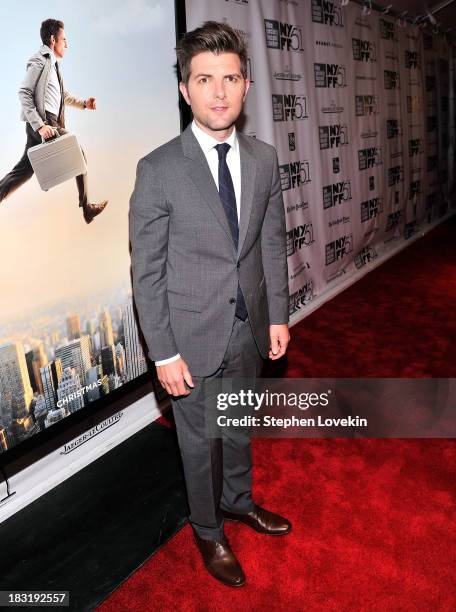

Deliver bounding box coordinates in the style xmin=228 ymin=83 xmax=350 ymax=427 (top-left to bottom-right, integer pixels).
xmin=214 ymin=81 xmax=227 ymax=99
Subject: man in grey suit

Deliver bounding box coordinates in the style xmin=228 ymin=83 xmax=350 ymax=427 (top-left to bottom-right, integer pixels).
xmin=0 ymin=18 xmax=107 ymax=224
xmin=129 ymin=22 xmax=291 ymax=587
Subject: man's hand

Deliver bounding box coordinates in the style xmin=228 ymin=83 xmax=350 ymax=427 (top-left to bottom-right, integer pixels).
xmin=38 ymin=124 xmax=56 ymax=140
xmin=85 ymin=97 xmax=96 ymax=110
xmin=156 ymin=357 xmax=194 ymax=397
xmin=268 ymin=324 xmax=290 ymax=360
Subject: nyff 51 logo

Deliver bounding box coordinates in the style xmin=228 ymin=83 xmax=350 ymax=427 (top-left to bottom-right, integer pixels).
xmin=325 ymin=234 xmax=353 ymax=265
xmin=272 ymin=94 xmax=308 ymax=121
xmin=384 ymin=70 xmax=400 ymax=89
xmin=358 ymin=147 xmax=382 ymax=170
xmin=386 ymin=209 xmax=403 ymax=231
xmin=352 ymin=39 xmax=377 ymax=62
xmin=264 ymin=19 xmax=304 ymax=52
xmin=388 ymin=165 xmax=404 ymax=186
xmin=409 ymin=180 xmax=421 ymax=200
xmin=405 ymin=50 xmax=419 ymax=69
xmin=404 ymin=221 xmax=418 ymax=239
xmin=319 ymin=124 xmax=348 ymax=149
xmin=287 ymin=224 xmax=314 ymax=256
xmin=314 ymin=63 xmax=347 ymax=87
xmin=323 ymin=180 xmax=352 ymax=209
xmin=386 ymin=118 xmax=402 ymax=139
xmin=355 ymin=246 xmax=377 ymax=269
xmin=361 ymin=197 xmax=383 ymax=222
xmin=280 ymin=160 xmax=311 ymax=191
xmin=289 ymin=280 xmax=314 ymax=315
xmin=311 ymin=0 xmax=344 ymax=26
xmin=355 ymin=95 xmax=379 ymax=116
xmin=380 ymin=19 xmax=396 ymax=41
xmin=409 ymin=138 xmax=422 ymax=157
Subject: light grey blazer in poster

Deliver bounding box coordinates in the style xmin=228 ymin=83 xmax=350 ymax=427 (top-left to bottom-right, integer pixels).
xmin=18 ymin=45 xmax=86 ymax=132
xmin=129 ymin=124 xmax=289 ymax=377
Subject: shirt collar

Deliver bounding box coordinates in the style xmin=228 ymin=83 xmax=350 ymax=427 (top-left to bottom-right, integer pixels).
xmin=191 ymin=120 xmax=238 ymax=155
xmin=41 ymin=45 xmax=57 ymax=66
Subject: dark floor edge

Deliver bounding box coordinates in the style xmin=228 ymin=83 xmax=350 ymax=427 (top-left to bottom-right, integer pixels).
xmin=93 ymin=517 xmax=189 ymax=611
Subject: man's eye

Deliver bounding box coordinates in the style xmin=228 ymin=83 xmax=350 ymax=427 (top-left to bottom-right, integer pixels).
xmin=199 ymin=77 xmax=208 ymax=83
xmin=227 ymin=76 xmax=237 ymax=82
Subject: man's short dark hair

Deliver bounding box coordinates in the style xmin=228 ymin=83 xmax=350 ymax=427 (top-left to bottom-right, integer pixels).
xmin=176 ymin=21 xmax=248 ymax=84
xmin=40 ymin=19 xmax=64 ymax=46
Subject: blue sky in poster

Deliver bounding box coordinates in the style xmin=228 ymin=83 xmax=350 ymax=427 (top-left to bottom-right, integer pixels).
xmin=0 ymin=0 xmax=180 ymax=320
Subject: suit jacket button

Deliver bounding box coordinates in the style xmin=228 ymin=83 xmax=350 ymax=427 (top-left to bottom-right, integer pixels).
xmin=229 ymin=298 xmax=236 ymax=304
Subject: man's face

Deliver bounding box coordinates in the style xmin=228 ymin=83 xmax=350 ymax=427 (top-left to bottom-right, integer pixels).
xmin=179 ymin=51 xmax=250 ymax=139
xmin=51 ymin=28 xmax=68 ymax=59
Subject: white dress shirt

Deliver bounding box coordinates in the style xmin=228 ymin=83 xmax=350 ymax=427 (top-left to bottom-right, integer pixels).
xmin=44 ymin=48 xmax=61 ymax=116
xmin=155 ymin=120 xmax=242 ymax=366
xmin=190 ymin=119 xmax=241 ymax=220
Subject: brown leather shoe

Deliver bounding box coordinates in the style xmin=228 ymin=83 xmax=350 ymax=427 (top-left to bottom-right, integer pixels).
xmin=223 ymin=504 xmax=291 ymax=535
xmin=83 ymin=200 xmax=108 ymax=224
xmin=193 ymin=531 xmax=246 ymax=587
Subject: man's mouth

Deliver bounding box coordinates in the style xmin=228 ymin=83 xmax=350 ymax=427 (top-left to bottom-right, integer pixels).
xmin=211 ymin=106 xmax=229 ymax=113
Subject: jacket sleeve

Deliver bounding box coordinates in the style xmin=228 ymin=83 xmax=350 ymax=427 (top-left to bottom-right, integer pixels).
xmin=18 ymin=56 xmax=46 ymax=132
xmin=63 ymin=89 xmax=86 ymax=109
xmin=129 ymin=157 xmax=179 ymax=362
xmin=261 ymin=148 xmax=290 ymax=325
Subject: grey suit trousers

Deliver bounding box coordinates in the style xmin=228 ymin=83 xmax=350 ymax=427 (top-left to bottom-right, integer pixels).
xmin=171 ymin=314 xmax=263 ymax=542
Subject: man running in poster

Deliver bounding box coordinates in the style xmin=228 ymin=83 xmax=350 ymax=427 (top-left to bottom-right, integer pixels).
xmin=0 ymin=18 xmax=107 ymax=224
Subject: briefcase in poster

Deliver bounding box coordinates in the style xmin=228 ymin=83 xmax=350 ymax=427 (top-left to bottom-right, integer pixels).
xmin=27 ymin=132 xmax=87 ymax=191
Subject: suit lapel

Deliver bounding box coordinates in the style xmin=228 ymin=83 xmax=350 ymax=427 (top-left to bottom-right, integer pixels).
xmin=237 ymin=133 xmax=257 ymax=257
xmin=181 ymin=125 xmax=234 ymax=248
xmin=180 ymin=125 xmax=258 ymax=258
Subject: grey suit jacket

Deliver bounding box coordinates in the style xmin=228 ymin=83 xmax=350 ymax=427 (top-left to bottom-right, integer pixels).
xmin=18 ymin=45 xmax=86 ymax=132
xmin=129 ymin=124 xmax=289 ymax=377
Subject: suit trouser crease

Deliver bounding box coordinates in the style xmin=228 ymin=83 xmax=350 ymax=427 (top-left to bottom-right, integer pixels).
xmin=171 ymin=315 xmax=263 ymax=541
xmin=0 ymin=111 xmax=88 ymax=206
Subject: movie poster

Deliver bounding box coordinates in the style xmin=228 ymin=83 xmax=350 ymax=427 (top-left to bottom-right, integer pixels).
xmin=0 ymin=1 xmax=180 ymax=453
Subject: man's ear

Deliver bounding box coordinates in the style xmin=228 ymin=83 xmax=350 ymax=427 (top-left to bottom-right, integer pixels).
xmin=242 ymin=79 xmax=251 ymax=102
xmin=179 ymin=81 xmax=191 ymax=106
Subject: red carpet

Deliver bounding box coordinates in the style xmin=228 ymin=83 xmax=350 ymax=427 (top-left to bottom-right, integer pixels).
xmin=98 ymin=217 xmax=456 ymax=611
xmin=280 ymin=216 xmax=456 ymax=379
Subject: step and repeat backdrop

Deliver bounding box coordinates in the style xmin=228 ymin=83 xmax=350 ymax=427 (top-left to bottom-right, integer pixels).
xmin=186 ymin=0 xmax=456 ymax=322
xmin=1 ymin=0 xmax=455 ymax=457
xmin=0 ymin=0 xmax=180 ymax=454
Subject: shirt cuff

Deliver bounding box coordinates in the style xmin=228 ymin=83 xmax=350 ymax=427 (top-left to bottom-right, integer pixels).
xmin=155 ymin=353 xmax=181 ymax=366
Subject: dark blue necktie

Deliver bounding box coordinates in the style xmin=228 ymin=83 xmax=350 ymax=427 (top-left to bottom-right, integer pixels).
xmin=55 ymin=62 xmax=65 ymax=128
xmin=215 ymin=143 xmax=248 ymax=321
